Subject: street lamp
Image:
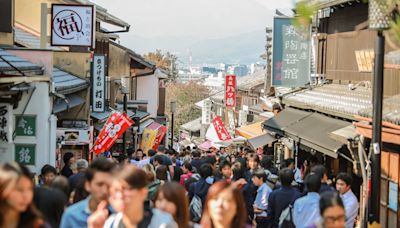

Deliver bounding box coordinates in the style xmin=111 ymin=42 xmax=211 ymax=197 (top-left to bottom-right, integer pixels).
xmin=170 ymin=101 xmax=177 ymax=148
xmin=121 ymin=76 xmax=130 ymax=157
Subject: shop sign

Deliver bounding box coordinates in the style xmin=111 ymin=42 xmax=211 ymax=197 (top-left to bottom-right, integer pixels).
xmin=272 ymin=17 xmax=310 ymax=87
xmin=141 ymin=128 xmax=158 ymax=155
xmin=225 ymin=75 xmax=236 ymax=107
xmin=56 ymin=128 xmax=91 ymax=145
xmin=15 ymin=144 xmax=35 ymax=166
xmin=152 ymin=126 xmax=167 ymax=150
xmin=0 ymin=104 xmax=12 ymax=143
xmin=15 ymin=115 xmax=36 ymax=137
xmin=92 ymin=55 xmax=106 ymax=112
xmin=388 ymin=181 xmax=398 ymax=211
xmin=92 ymin=111 xmax=134 ymax=155
xmin=202 ymin=99 xmax=212 ymax=124
xmin=212 ymin=116 xmax=231 ymax=141
xmin=51 ymin=4 xmax=94 ymax=47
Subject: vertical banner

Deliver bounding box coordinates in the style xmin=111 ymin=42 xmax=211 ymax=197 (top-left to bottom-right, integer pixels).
xmin=92 ymin=55 xmax=106 ymax=112
xmin=272 ymin=17 xmax=310 ymax=87
xmin=0 ymin=104 xmax=12 ymax=143
xmin=212 ymin=116 xmax=232 ymax=141
xmin=141 ymin=126 xmax=158 ymax=155
xmin=152 ymin=126 xmax=167 ymax=150
xmin=92 ymin=111 xmax=134 ymax=155
xmin=202 ymin=99 xmax=212 ymax=124
xmin=225 ymin=75 xmax=236 ymax=107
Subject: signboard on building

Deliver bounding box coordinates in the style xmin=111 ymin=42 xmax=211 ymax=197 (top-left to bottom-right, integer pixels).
xmin=15 ymin=144 xmax=36 ymax=166
xmin=0 ymin=104 xmax=12 ymax=143
xmin=15 ymin=115 xmax=36 ymax=137
xmin=56 ymin=128 xmax=91 ymax=145
xmin=51 ymin=4 xmax=94 ymax=47
xmin=388 ymin=181 xmax=398 ymax=211
xmin=212 ymin=116 xmax=231 ymax=141
xmin=202 ymin=99 xmax=212 ymax=124
xmin=272 ymin=17 xmax=310 ymax=87
xmin=92 ymin=55 xmax=106 ymax=112
xmin=355 ymin=49 xmax=374 ymax=72
xmin=225 ymin=75 xmax=236 ymax=107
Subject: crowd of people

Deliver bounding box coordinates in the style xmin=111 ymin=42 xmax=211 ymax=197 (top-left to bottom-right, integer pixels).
xmin=0 ymin=145 xmax=360 ymax=228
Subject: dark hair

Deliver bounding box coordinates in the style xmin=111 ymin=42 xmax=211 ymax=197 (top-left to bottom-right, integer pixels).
xmin=336 ymin=172 xmax=352 ymax=186
xmin=247 ymin=153 xmax=260 ymax=163
xmin=252 ymin=168 xmax=267 ymax=182
xmin=119 ymin=165 xmax=148 ymax=189
xmin=41 ymin=164 xmax=57 ymax=176
xmin=154 ymin=155 xmax=165 ymax=165
xmin=72 ymin=177 xmax=89 ymax=204
xmin=85 ymin=158 xmax=116 ymax=182
xmin=319 ymin=191 xmax=344 ymax=216
xmin=148 ymin=149 xmax=157 ymax=157
xmin=260 ymin=156 xmax=273 ymax=169
xmin=0 ymin=162 xmax=43 ymax=227
xmin=156 ymin=165 xmax=168 ymax=181
xmin=136 ymin=149 xmax=143 ymax=152
xmin=183 ymin=161 xmax=193 ymax=172
xmin=157 ymin=145 xmax=166 ymax=153
xmin=219 ymin=160 xmax=231 ymax=171
xmin=284 ymin=158 xmax=295 ymax=168
xmin=199 ymin=163 xmax=213 ymax=178
xmin=279 ymin=168 xmax=294 ymax=187
xmin=201 ymin=181 xmax=247 ymax=228
xmin=311 ymin=165 xmax=327 ymax=180
xmin=155 ymin=182 xmax=189 ymax=228
xmin=192 ymin=150 xmax=201 ymax=158
xmin=34 ymin=187 xmax=67 ymax=228
xmin=204 ymin=156 xmax=217 ymax=166
xmin=231 ymin=162 xmax=246 ymax=180
xmin=63 ymin=152 xmax=74 ymax=164
xmin=50 ymin=176 xmax=70 ymax=198
xmin=305 ymin=173 xmax=321 ymax=193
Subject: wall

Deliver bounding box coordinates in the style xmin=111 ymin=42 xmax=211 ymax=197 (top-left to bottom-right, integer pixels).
xmin=137 ymin=75 xmax=159 ymax=118
xmin=108 ymin=43 xmax=130 ymax=107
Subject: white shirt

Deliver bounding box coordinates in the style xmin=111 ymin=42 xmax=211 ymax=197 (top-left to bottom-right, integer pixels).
xmin=340 ymin=189 xmax=359 ymax=228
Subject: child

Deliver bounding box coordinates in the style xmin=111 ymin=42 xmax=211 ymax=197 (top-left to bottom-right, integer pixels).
xmin=252 ymin=168 xmax=272 ymax=228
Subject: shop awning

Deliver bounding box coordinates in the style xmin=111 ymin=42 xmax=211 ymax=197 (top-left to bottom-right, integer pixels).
xmin=91 ymin=109 xmax=135 ymax=122
xmin=248 ymin=133 xmax=276 ymax=150
xmin=92 ymin=110 xmax=149 ymax=131
xmin=138 ymin=119 xmax=155 ymax=134
xmin=53 ymin=94 xmax=85 ymax=113
xmin=235 ymin=121 xmax=265 ymax=139
xmin=53 ymin=67 xmax=89 ymax=95
xmin=180 ymin=117 xmax=202 ymax=133
xmin=284 ymin=112 xmax=351 ymax=158
xmin=262 ymin=107 xmax=312 ymax=136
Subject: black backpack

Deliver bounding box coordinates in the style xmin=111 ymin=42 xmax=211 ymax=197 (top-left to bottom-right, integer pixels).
xmin=278 ymin=204 xmax=295 ymax=228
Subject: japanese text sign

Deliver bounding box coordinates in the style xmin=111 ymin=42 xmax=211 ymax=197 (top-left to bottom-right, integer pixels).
xmin=212 ymin=116 xmax=231 ymax=141
xmin=51 ymin=4 xmax=94 ymax=47
xmin=92 ymin=111 xmax=134 ymax=155
xmin=92 ymin=55 xmax=106 ymax=112
xmin=225 ymin=75 xmax=236 ymax=107
xmin=0 ymin=104 xmax=12 ymax=143
xmin=15 ymin=115 xmax=36 ymax=137
xmin=202 ymin=99 xmax=212 ymax=124
xmin=272 ymin=17 xmax=310 ymax=87
xmin=15 ymin=144 xmax=35 ymax=166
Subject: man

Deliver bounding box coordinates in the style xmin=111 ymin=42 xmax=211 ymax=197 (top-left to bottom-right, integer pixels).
xmin=336 ymin=172 xmax=359 ymax=228
xmin=60 ymin=158 xmax=116 ymax=228
xmin=40 ymin=164 xmax=57 ymax=186
xmin=311 ymin=165 xmax=335 ymax=193
xmin=285 ymin=158 xmax=303 ymax=184
xmin=267 ymin=168 xmax=302 ymax=227
xmin=190 ymin=150 xmax=204 ymax=173
xmin=252 ymin=168 xmax=272 ymax=228
xmin=154 ymin=145 xmax=174 ymax=178
xmin=218 ymin=160 xmax=232 ymax=181
xmin=68 ymin=159 xmax=88 ymax=190
xmin=61 ymin=152 xmax=75 ymax=178
xmin=293 ymin=173 xmax=321 ymax=228
xmin=188 ymin=163 xmax=214 ymax=208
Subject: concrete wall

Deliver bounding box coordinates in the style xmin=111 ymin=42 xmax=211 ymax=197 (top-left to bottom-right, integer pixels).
xmin=108 ymin=43 xmax=130 ymax=107
xmin=137 ymin=75 xmax=159 ymax=118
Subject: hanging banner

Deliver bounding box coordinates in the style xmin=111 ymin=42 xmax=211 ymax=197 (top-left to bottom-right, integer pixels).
xmin=92 ymin=111 xmax=134 ymax=155
xmin=272 ymin=17 xmax=310 ymax=87
xmin=51 ymin=4 xmax=94 ymax=47
xmin=140 ymin=122 xmax=164 ymax=155
xmin=212 ymin=116 xmax=232 ymax=141
xmin=0 ymin=104 xmax=12 ymax=143
xmin=202 ymin=99 xmax=212 ymax=125
xmin=152 ymin=125 xmax=167 ymax=150
xmin=92 ymin=55 xmax=106 ymax=112
xmin=225 ymin=75 xmax=236 ymax=107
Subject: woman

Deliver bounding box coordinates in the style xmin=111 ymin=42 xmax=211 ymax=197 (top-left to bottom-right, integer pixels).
xmin=155 ymin=182 xmax=190 ymax=228
xmin=200 ymin=181 xmax=247 ymax=228
xmin=0 ymin=162 xmax=46 ymax=228
xmin=311 ymin=191 xmax=346 ymax=228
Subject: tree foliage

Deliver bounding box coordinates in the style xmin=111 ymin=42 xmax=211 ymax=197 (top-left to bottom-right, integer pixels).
xmin=144 ymin=49 xmax=179 ymax=81
xmin=166 ymin=82 xmax=210 ymax=138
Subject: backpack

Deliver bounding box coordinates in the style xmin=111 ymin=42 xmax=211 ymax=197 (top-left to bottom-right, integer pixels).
xmin=189 ymin=194 xmax=202 ymax=223
xmin=278 ymin=204 xmax=295 ymax=228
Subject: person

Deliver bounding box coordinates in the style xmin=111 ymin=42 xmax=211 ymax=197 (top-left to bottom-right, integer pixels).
xmin=285 ymin=158 xmax=303 ymax=185
xmin=88 ymin=165 xmax=177 ymax=228
xmin=251 ymin=168 xmax=272 ymax=228
xmin=61 ymin=152 xmax=75 ymax=178
xmin=190 ymin=150 xmax=204 ymax=173
xmin=155 ymin=182 xmax=190 ymax=228
xmin=39 ymin=164 xmax=57 ymax=186
xmin=155 ymin=145 xmax=175 ymax=179
xmin=136 ymin=149 xmax=144 ymax=161
xmin=188 ymin=163 xmax=214 ymax=208
xmin=34 ymin=186 xmax=68 ymax=228
xmin=267 ymin=168 xmax=302 ymax=227
xmin=311 ymin=191 xmax=346 ymax=228
xmin=142 ymin=164 xmax=161 ymax=204
xmin=68 ymin=159 xmax=88 ymax=191
xmin=336 ymin=172 xmax=359 ymax=228
xmin=293 ymin=173 xmax=321 ymax=228
xmin=0 ymin=162 xmax=46 ymax=227
xmin=50 ymin=176 xmax=70 ymax=199
xmin=218 ymin=160 xmax=232 ymax=182
xmin=60 ymin=158 xmax=116 ymax=228
xmin=200 ymin=181 xmax=247 ymax=228
xmin=310 ymin=165 xmax=334 ymax=193
xmin=180 ymin=161 xmax=194 ymax=186
xmin=246 ymin=153 xmax=260 ymax=174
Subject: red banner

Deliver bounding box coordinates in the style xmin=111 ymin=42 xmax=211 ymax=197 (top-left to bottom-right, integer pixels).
xmin=225 ymin=75 xmax=236 ymax=107
xmin=152 ymin=125 xmax=168 ymax=150
xmin=92 ymin=111 xmax=134 ymax=155
xmin=212 ymin=116 xmax=232 ymax=141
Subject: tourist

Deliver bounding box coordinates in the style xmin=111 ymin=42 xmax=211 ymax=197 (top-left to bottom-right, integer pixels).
xmin=336 ymin=172 xmax=359 ymax=228
xmin=60 ymin=152 xmax=75 ymax=178
xmin=68 ymin=159 xmax=88 ymax=190
xmin=39 ymin=164 xmax=57 ymax=186
xmin=251 ymin=168 xmax=272 ymax=228
xmin=311 ymin=191 xmax=346 ymax=228
xmin=180 ymin=161 xmax=194 ymax=186
xmin=311 ymin=165 xmax=335 ymax=193
xmin=218 ymin=160 xmax=232 ymax=182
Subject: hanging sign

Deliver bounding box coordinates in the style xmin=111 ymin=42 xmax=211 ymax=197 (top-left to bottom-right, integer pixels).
xmin=225 ymin=75 xmax=236 ymax=107
xmin=212 ymin=116 xmax=231 ymax=141
xmin=202 ymin=99 xmax=212 ymax=124
xmin=0 ymin=104 xmax=12 ymax=143
xmin=92 ymin=55 xmax=106 ymax=112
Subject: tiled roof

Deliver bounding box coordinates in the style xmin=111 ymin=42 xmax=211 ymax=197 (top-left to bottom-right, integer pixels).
xmin=237 ymin=70 xmax=265 ymax=91
xmin=0 ymin=49 xmax=44 ymax=76
xmin=180 ymin=117 xmax=202 ymax=132
xmin=359 ymin=94 xmax=400 ymax=125
xmin=283 ymin=84 xmax=372 ymax=120
xmin=53 ymin=68 xmax=89 ymax=94
xmin=14 ymin=27 xmax=62 ymax=50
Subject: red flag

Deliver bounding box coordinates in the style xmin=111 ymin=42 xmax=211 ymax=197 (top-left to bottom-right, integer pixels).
xmin=152 ymin=125 xmax=168 ymax=150
xmin=92 ymin=111 xmax=134 ymax=155
xmin=212 ymin=116 xmax=232 ymax=141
